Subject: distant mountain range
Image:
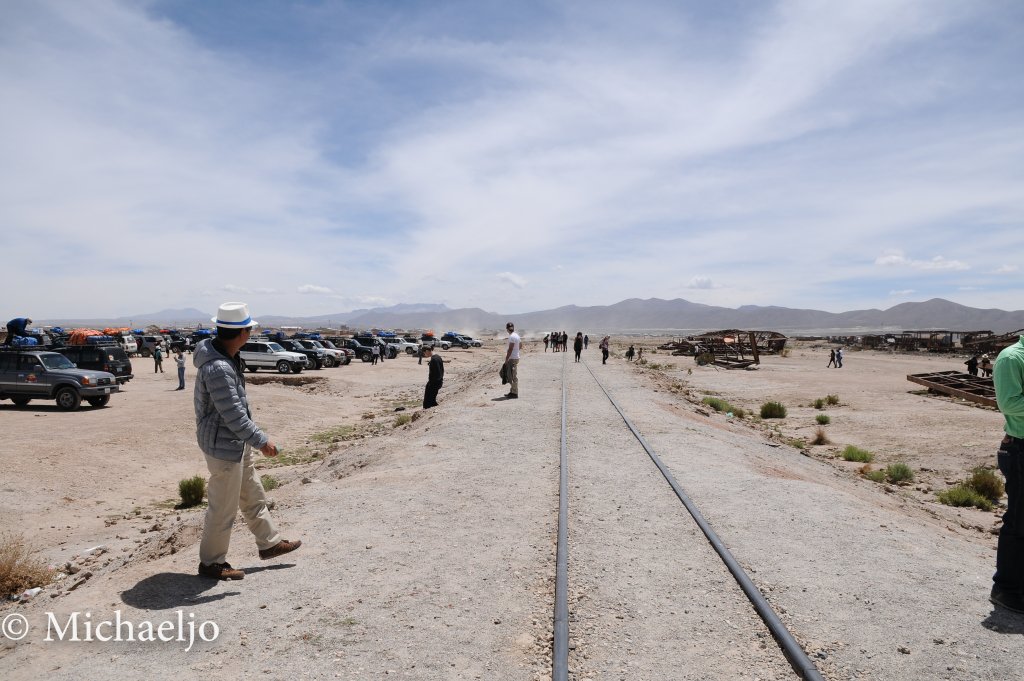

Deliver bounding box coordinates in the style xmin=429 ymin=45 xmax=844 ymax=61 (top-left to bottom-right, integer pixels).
xmin=36 ymin=298 xmax=1024 ymax=335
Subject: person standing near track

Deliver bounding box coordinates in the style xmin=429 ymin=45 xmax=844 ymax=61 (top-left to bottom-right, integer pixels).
xmin=422 ymin=344 xmax=444 ymax=408
xmin=573 ymin=332 xmax=583 ymax=363
xmin=991 ymin=333 xmax=1024 ymax=613
xmin=153 ymin=345 xmax=164 ymax=373
xmin=194 ymin=302 xmax=301 ymax=581
xmin=504 ymin=322 xmax=520 ymax=399
xmin=599 ymin=335 xmax=610 ymax=364
xmin=175 ymin=349 xmax=186 ymax=390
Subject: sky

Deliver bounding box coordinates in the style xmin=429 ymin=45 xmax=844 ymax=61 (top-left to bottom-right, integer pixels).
xmin=2 ymin=0 xmax=1022 ymax=320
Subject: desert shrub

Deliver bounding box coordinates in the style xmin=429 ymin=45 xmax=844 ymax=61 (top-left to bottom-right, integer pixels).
xmin=731 ymin=407 xmax=746 ymax=418
xmin=864 ymin=469 xmax=886 ymax=482
xmin=780 ymin=348 xmax=791 ymax=358
xmin=885 ymin=462 xmax=914 ymax=484
xmin=938 ymin=484 xmax=993 ymax=511
xmin=811 ymin=427 xmax=831 ymax=445
xmin=260 ymin=474 xmax=280 ymax=491
xmin=178 ymin=475 xmax=206 ymax=508
xmin=841 ymin=445 xmax=873 ymax=463
xmin=702 ymin=397 xmax=730 ymax=412
xmin=394 ymin=413 xmax=412 ymax=427
xmin=967 ymin=467 xmax=1005 ymax=503
xmin=760 ymin=401 xmax=787 ymax=419
xmin=815 ymin=414 xmax=831 ymax=425
xmin=0 ymin=534 xmax=52 ymax=597
xmin=787 ymin=439 xmax=806 ymax=450
xmin=813 ymin=398 xmax=825 ymax=410
xmin=826 ymin=394 xmax=840 ymax=405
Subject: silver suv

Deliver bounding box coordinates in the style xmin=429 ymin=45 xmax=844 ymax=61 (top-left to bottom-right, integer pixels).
xmin=240 ymin=341 xmax=308 ymax=374
xmin=0 ymin=349 xmax=119 ymax=410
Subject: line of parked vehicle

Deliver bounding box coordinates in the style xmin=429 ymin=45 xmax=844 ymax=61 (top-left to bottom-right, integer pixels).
xmin=0 ymin=327 xmax=486 ymax=408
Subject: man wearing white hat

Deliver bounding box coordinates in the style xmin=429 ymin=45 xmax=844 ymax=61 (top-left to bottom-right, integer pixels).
xmin=193 ymin=302 xmax=301 ymax=580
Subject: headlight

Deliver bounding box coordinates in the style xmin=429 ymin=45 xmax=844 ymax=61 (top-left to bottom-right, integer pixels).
xmin=80 ymin=376 xmax=92 ymax=386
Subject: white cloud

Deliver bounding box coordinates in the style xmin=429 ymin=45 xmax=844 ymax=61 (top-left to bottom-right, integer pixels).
xmin=874 ymin=253 xmax=969 ymax=271
xmin=889 ymin=289 xmax=915 ymax=296
xmin=298 ymin=285 xmax=333 ymax=295
xmin=992 ymin=264 xmax=1019 ymax=274
xmin=686 ymin=276 xmax=716 ymax=290
xmin=223 ymin=284 xmax=252 ymax=294
xmin=497 ymin=272 xmax=527 ymax=289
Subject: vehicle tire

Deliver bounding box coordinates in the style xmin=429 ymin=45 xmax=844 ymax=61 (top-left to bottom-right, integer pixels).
xmin=406 ymin=347 xmax=416 ymax=355
xmin=360 ymin=352 xmax=371 ymax=363
xmin=86 ymin=395 xmax=110 ymax=408
xmin=247 ymin=366 xmax=258 ymax=372
xmin=141 ymin=348 xmax=151 ymax=358
xmin=290 ymin=363 xmax=304 ymax=374
xmin=55 ymin=387 xmax=82 ymax=411
xmin=276 ymin=360 xmax=291 ymax=374
xmin=11 ymin=397 xmax=31 ymax=407
xmin=322 ymin=356 xmax=334 ymax=368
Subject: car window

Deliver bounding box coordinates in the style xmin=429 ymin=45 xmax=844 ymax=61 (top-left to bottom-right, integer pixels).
xmin=40 ymin=354 xmax=75 ymax=370
xmin=0 ymin=355 xmax=16 ymax=371
xmin=18 ymin=355 xmax=42 ymax=370
xmin=267 ymin=343 xmax=285 ymax=352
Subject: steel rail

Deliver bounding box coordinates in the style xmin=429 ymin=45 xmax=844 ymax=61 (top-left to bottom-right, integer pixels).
xmin=552 ymin=352 xmax=570 ymax=681
xmin=581 ymin=360 xmax=825 ymax=681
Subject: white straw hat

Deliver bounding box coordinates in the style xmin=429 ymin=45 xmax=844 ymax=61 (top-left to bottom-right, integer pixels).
xmin=212 ymin=302 xmax=259 ymax=328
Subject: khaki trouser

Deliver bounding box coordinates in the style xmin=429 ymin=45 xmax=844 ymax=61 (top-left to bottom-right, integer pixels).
xmin=507 ymin=358 xmax=519 ymax=395
xmin=199 ymin=445 xmax=281 ymax=565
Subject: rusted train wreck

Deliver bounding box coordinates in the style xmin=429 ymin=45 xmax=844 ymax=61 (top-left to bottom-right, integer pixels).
xmin=658 ymin=330 xmax=788 ymax=369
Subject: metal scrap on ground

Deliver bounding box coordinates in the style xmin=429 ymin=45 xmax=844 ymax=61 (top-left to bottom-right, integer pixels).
xmin=906 ymin=371 xmax=997 ymax=408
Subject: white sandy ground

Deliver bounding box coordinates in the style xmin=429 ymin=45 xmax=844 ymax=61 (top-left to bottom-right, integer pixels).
xmin=2 ymin=340 xmax=1023 ymax=679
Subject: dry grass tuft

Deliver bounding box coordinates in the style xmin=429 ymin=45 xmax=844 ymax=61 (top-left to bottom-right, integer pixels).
xmin=0 ymin=533 xmax=52 ymax=597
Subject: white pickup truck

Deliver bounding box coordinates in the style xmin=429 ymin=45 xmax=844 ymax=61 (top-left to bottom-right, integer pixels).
xmin=240 ymin=341 xmax=307 ymax=374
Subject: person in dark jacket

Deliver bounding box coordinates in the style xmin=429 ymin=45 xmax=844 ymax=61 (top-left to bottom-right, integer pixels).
xmin=194 ymin=302 xmax=300 ymax=581
xmin=422 ymin=344 xmax=444 ymax=408
xmin=965 ymin=355 xmax=979 ymax=377
xmin=4 ymin=317 xmax=32 ymax=345
xmin=573 ymin=332 xmax=583 ymax=362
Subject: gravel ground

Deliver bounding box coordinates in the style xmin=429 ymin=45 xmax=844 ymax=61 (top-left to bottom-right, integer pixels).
xmin=4 ymin=342 xmax=1024 ymax=680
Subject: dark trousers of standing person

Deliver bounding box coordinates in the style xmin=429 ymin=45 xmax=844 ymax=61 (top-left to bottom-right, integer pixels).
xmin=837 ymin=357 xmax=843 ymax=368
xmin=423 ymin=382 xmax=440 ymax=409
xmin=574 ymin=349 xmax=581 ymax=362
xmin=177 ymin=366 xmax=185 ymax=389
xmin=601 ymin=348 xmax=608 ymax=364
xmin=371 ymin=354 xmax=378 ymax=365
xmin=154 ymin=359 xmax=163 ymax=373
xmin=995 ymin=436 xmax=1024 ymax=595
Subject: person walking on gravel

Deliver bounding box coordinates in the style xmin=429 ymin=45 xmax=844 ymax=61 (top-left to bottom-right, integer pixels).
xmin=194 ymin=302 xmax=301 ymax=581
xmin=573 ymin=332 xmax=583 ymax=362
xmin=504 ymin=322 xmax=520 ymax=399
xmin=599 ymin=336 xmax=610 ymax=364
xmin=153 ymin=345 xmax=164 ymax=373
xmin=992 ymin=333 xmax=1024 ymax=612
xmin=827 ymin=348 xmax=836 ymax=367
xmin=422 ymin=344 xmax=444 ymax=408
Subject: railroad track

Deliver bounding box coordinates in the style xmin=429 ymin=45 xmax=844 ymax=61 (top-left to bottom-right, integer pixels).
xmin=550 ymin=353 xmax=824 ymax=680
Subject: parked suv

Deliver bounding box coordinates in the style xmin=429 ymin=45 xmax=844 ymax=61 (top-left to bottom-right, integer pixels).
xmin=55 ymin=344 xmax=134 ymax=384
xmin=441 ymin=332 xmax=471 ymax=349
xmin=239 ymin=341 xmax=307 ymax=373
xmin=331 ymin=338 xmax=375 ymax=362
xmin=0 ymin=348 xmax=119 ymax=410
xmin=420 ymin=335 xmax=451 ymax=350
xmin=318 ymin=340 xmax=352 ymax=365
xmin=135 ymin=335 xmax=167 ymax=358
xmin=293 ymin=339 xmax=344 ymax=367
xmin=276 ymin=339 xmax=327 ymax=369
xmin=354 ymin=336 xmax=398 ymax=359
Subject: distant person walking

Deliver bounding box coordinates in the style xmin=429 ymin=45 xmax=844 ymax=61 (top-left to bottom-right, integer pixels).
xmin=543 ymin=334 xmax=550 ymax=352
xmin=982 ymin=354 xmax=993 ymax=378
xmin=836 ymin=348 xmax=844 ymax=368
xmin=422 ymin=345 xmax=444 ymax=408
xmin=418 ymin=343 xmax=425 ymax=365
xmin=991 ymin=332 xmax=1024 ymax=613
xmin=175 ymin=349 xmax=186 ymax=390
xmin=625 ymin=345 xmax=635 ymax=362
xmin=194 ymin=302 xmax=301 ymax=581
xmin=583 ymin=334 xmax=589 ymax=350
xmin=153 ymin=345 xmax=164 ymax=373
xmin=504 ymin=322 xmax=520 ymax=399
xmin=4 ymin=317 xmax=31 ymax=345
xmin=561 ymin=331 xmax=568 ymax=353
xmin=573 ymin=332 xmax=583 ymax=362
xmin=371 ymin=343 xmax=379 ymax=365
xmin=827 ymin=349 xmax=836 ymax=368
xmin=965 ymin=355 xmax=979 ymax=377
xmin=637 ymin=347 xmax=644 ymax=363
xmin=599 ymin=336 xmax=610 ymax=365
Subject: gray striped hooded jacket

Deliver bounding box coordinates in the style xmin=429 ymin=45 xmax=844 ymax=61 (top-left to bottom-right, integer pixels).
xmin=193 ymin=338 xmax=268 ymax=461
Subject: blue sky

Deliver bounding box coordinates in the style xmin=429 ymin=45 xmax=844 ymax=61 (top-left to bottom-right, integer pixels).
xmin=2 ymin=0 xmax=1022 ymax=319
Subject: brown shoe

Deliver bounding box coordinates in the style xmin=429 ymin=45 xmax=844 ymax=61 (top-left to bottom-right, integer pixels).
xmin=198 ymin=562 xmax=244 ymax=580
xmin=259 ymin=539 xmax=302 ymax=560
